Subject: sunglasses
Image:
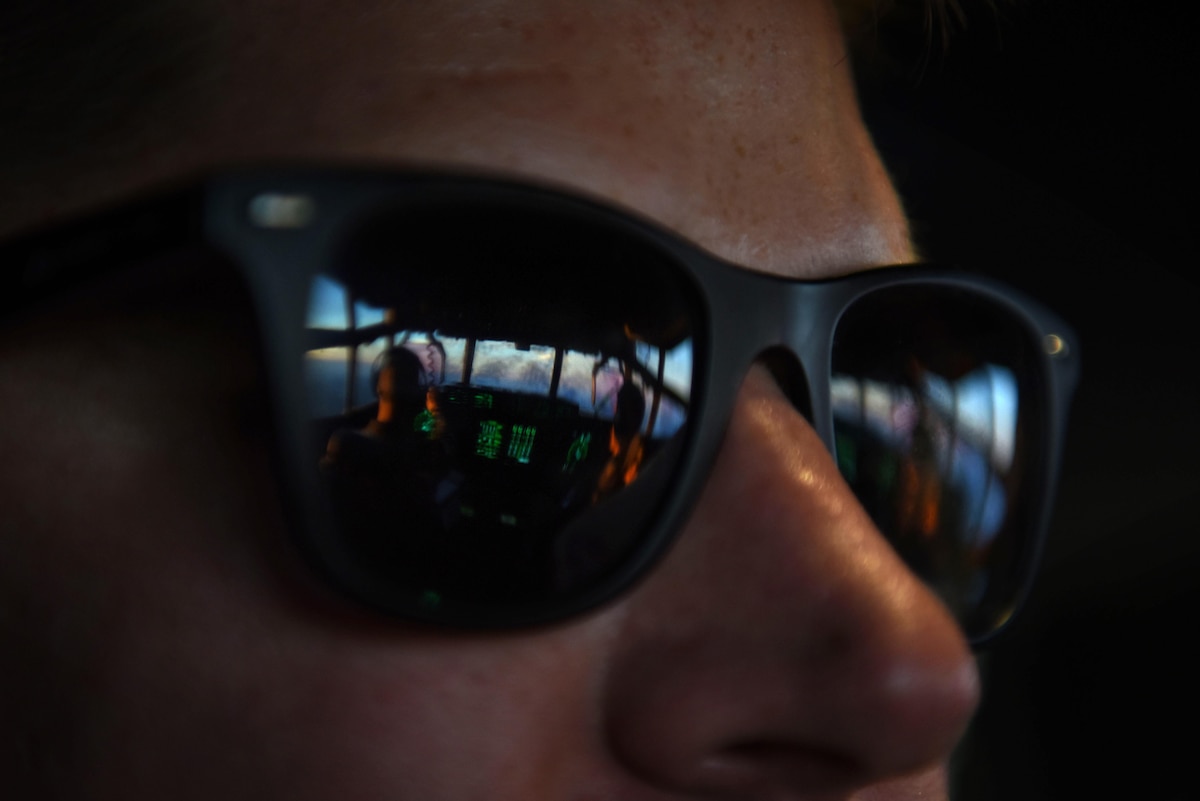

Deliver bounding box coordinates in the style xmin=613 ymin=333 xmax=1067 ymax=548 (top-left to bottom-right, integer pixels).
xmin=3 ymin=168 xmax=1078 ymax=645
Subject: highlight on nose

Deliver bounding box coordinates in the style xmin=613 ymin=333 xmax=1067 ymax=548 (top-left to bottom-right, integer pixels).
xmin=600 ymin=366 xmax=980 ymax=797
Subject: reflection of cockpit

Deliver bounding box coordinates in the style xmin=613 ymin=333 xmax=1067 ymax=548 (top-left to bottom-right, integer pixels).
xmin=831 ymin=362 xmax=1018 ymax=616
xmin=299 ymin=204 xmax=698 ymax=600
xmin=306 ymin=274 xmax=691 ymax=535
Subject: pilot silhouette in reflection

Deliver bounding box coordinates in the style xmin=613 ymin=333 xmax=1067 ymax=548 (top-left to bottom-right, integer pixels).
xmin=321 ymin=347 xmax=443 ymax=545
xmin=322 ymin=346 xmax=429 ymax=471
xmin=593 ymin=377 xmax=647 ymax=503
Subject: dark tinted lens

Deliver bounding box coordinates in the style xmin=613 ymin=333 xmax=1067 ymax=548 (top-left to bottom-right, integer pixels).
xmin=302 ymin=200 xmax=698 ymax=621
xmin=831 ymin=285 xmax=1046 ymax=640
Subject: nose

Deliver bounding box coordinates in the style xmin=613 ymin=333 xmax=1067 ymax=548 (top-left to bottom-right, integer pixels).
xmin=602 ymin=365 xmax=980 ymax=798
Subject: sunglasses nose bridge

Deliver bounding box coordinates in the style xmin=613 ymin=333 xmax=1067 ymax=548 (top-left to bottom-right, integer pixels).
xmin=761 ymin=281 xmax=842 ymax=451
xmin=754 ymin=345 xmax=816 ymax=426
xmin=706 ymin=274 xmax=835 ymax=451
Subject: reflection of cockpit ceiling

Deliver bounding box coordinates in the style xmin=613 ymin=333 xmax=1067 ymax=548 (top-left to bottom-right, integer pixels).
xmin=331 ymin=202 xmax=696 ymax=356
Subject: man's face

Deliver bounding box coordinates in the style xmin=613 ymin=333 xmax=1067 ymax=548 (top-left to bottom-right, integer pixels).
xmin=0 ymin=2 xmax=980 ymax=799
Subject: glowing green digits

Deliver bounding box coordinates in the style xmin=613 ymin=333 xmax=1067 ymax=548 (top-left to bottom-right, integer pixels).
xmin=563 ymin=432 xmax=591 ymax=473
xmin=414 ymin=409 xmax=436 ymax=434
xmin=508 ymin=426 xmax=536 ymax=464
xmin=476 ymin=420 xmax=504 ymax=459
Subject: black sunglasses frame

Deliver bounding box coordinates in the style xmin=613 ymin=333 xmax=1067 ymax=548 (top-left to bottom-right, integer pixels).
xmin=2 ymin=167 xmax=1079 ymax=646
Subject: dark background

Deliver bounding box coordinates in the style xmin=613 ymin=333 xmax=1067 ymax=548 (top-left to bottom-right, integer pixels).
xmin=857 ymin=2 xmax=1198 ymax=798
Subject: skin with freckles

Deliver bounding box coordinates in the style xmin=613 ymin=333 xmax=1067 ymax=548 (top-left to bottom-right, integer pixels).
xmin=0 ymin=1 xmax=980 ymax=799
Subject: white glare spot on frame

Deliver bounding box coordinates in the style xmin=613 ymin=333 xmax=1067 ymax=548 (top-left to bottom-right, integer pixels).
xmin=248 ymin=193 xmax=316 ymax=229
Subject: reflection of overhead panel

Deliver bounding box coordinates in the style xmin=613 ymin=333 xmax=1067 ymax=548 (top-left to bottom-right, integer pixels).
xmin=330 ymin=200 xmax=697 ymax=357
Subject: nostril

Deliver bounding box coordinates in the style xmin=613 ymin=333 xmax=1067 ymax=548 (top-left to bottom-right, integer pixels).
xmin=723 ymin=739 xmax=791 ymax=762
xmin=755 ymin=347 xmax=812 ymax=422
xmin=722 ymin=738 xmax=849 ymax=767
xmin=707 ymin=738 xmax=862 ymax=791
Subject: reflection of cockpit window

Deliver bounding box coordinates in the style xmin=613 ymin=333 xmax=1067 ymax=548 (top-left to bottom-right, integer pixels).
xmin=830 ymin=363 xmax=1020 ymax=616
xmin=832 ymin=365 xmax=1017 ymax=474
xmin=304 ymin=274 xmax=692 ymax=439
xmin=307 ymin=274 xmax=388 ymax=330
xmin=300 ymin=206 xmax=703 ymax=603
xmin=305 ymin=275 xmax=393 ymax=414
xmin=471 ymin=341 xmax=556 ymax=395
xmin=831 ymin=364 xmax=1017 ymax=553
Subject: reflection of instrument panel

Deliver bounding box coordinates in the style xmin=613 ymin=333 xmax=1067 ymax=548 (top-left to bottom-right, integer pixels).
xmin=431 ymin=384 xmax=612 ymax=529
xmin=299 ymin=200 xmax=700 ymax=602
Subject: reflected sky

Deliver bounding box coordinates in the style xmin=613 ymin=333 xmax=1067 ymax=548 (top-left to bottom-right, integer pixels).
xmin=308 ymin=274 xmax=387 ymax=329
xmin=831 ymin=364 xmax=1018 ymax=549
xmin=304 ymin=274 xmax=692 ymax=437
xmin=831 ymin=364 xmax=1017 ymax=474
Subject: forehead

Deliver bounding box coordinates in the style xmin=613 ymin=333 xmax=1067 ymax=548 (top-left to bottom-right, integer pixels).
xmin=3 ymin=0 xmax=911 ymax=274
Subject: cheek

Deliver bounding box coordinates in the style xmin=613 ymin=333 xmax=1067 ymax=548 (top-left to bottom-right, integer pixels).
xmin=0 ymin=321 xmax=300 ymax=789
xmin=65 ymin=572 xmax=603 ymax=800
xmin=0 ymin=315 xmax=281 ymax=614
xmin=854 ymin=764 xmax=950 ymax=799
xmin=0 ymin=320 xmax=604 ymax=799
